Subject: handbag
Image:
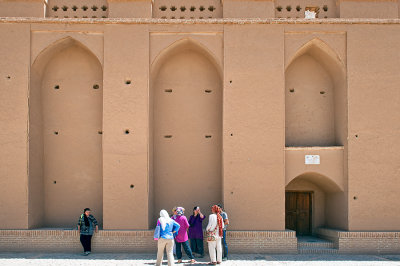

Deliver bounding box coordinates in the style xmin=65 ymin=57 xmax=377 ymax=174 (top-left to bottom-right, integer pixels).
xmin=206 ymin=227 xmax=218 ymax=242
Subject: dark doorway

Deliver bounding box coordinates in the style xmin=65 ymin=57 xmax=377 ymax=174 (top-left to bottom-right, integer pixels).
xmin=285 ymin=192 xmax=312 ymax=236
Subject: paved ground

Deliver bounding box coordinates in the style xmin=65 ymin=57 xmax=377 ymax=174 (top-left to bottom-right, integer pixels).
xmin=1 ymin=253 xmax=400 ymax=266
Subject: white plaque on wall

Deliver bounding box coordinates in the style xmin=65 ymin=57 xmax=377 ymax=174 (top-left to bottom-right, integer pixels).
xmin=305 ymin=155 xmax=320 ymax=165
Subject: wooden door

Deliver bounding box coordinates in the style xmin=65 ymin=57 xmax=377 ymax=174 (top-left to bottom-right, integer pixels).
xmin=285 ymin=192 xmax=312 ymax=236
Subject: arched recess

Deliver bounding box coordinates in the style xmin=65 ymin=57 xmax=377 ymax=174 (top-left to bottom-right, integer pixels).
xmin=29 ymin=37 xmax=103 ymax=228
xmin=285 ymin=172 xmax=347 ymax=235
xmin=285 ymin=38 xmax=347 ymax=147
xmin=150 ymin=38 xmax=222 ymax=224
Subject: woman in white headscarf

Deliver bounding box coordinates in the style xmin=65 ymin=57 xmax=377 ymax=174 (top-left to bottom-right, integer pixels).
xmin=154 ymin=209 xmax=181 ymax=266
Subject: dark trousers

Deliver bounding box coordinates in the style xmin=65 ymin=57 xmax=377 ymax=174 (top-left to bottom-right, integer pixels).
xmin=222 ymin=230 xmax=228 ymax=258
xmin=175 ymin=240 xmax=194 ymax=260
xmin=80 ymin=234 xmax=93 ymax=252
xmin=189 ymin=238 xmax=204 ymax=256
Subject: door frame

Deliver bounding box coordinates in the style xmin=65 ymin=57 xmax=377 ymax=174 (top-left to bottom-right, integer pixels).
xmin=285 ymin=190 xmax=313 ymax=236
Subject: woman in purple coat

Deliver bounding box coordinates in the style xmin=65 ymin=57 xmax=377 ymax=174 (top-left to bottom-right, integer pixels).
xmin=188 ymin=206 xmax=206 ymax=258
xmin=172 ymin=207 xmax=196 ymax=263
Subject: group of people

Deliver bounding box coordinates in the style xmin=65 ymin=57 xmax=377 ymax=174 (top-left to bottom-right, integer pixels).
xmin=154 ymin=204 xmax=229 ymax=265
xmin=75 ymin=205 xmax=229 ymax=265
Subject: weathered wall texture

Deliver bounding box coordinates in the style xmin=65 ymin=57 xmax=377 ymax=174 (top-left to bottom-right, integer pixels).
xmin=0 ymin=24 xmax=30 ymax=229
xmin=224 ymin=24 xmax=285 ymax=230
xmin=0 ymin=0 xmax=399 ymax=239
xmin=102 ymin=25 xmax=150 ymax=230
xmin=151 ymin=39 xmax=223 ymax=222
xmin=347 ymin=25 xmax=400 ymax=231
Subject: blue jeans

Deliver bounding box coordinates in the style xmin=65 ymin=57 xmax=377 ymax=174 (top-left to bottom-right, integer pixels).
xmin=222 ymin=230 xmax=228 ymax=258
xmin=175 ymin=240 xmax=194 ymax=260
xmin=190 ymin=238 xmax=204 ymax=256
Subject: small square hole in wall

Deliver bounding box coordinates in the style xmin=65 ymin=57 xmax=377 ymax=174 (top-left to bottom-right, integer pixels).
xmin=205 ymin=90 xmax=212 ymax=93
xmin=320 ymin=91 xmax=326 ymax=95
xmin=62 ymin=5 xmax=68 ymax=11
xmin=82 ymin=5 xmax=88 ymax=11
xmin=208 ymin=6 xmax=215 ymax=12
xmin=289 ymin=88 xmax=295 ymax=93
xmin=101 ymin=5 xmax=107 ymax=11
xmin=52 ymin=6 xmax=59 ymax=11
xmin=164 ymin=135 xmax=172 ymax=138
xmin=276 ymin=6 xmax=282 ymax=12
xmin=170 ymin=6 xmax=177 ymax=11
xmin=72 ymin=5 xmax=78 ymax=11
xmin=92 ymin=5 xmax=98 ymax=11
xmin=323 ymin=5 xmax=328 ymax=12
xmin=199 ymin=6 xmax=205 ymax=11
xmin=165 ymin=89 xmax=173 ymax=93
xmin=54 ymin=131 xmax=59 ymax=135
xmin=190 ymin=6 xmax=196 ymax=11
xmin=125 ymin=79 xmax=131 ymax=85
xmin=180 ymin=6 xmax=186 ymax=12
xmin=98 ymin=131 xmax=103 ymax=135
xmin=296 ymin=5 xmax=301 ymax=11
xmin=93 ymin=84 xmax=100 ymax=89
xmin=205 ymin=135 xmax=212 ymax=138
xmin=286 ymin=5 xmax=292 ymax=11
xmin=125 ymin=129 xmax=130 ymax=134
xmin=54 ymin=85 xmax=60 ymax=90
xmin=160 ymin=5 xmax=167 ymax=11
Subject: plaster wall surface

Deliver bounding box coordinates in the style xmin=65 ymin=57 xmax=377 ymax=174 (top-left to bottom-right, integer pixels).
xmin=0 ymin=16 xmax=399 ymax=233
xmin=223 ymin=0 xmax=275 ymax=18
xmin=285 ymin=54 xmax=335 ymax=146
xmin=0 ymin=0 xmax=43 ymax=17
xmin=102 ymin=25 xmax=150 ymax=230
xmin=347 ymin=25 xmax=400 ymax=230
xmin=0 ymin=24 xmax=30 ymax=229
xmin=340 ymin=1 xmax=399 ymax=18
xmin=151 ymin=40 xmax=223 ymax=223
xmin=108 ymin=0 xmax=152 ymax=18
xmin=40 ymin=44 xmax=103 ymax=228
xmin=223 ymin=24 xmax=285 ymax=230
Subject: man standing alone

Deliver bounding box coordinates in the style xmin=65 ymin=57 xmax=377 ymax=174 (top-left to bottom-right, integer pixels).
xmin=218 ymin=204 xmax=229 ymax=261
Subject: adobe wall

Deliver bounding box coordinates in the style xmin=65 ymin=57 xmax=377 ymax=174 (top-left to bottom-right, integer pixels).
xmin=0 ymin=16 xmax=399 ymax=232
xmin=346 ymin=24 xmax=400 ymax=231
xmin=0 ymin=23 xmax=30 ymax=229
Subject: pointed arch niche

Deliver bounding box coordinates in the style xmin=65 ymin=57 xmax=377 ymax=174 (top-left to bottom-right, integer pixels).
xmin=286 ymin=172 xmax=347 ymax=234
xmin=285 ymin=39 xmax=347 ymax=147
xmin=149 ymin=39 xmax=222 ymax=223
xmin=29 ymin=38 xmax=103 ymax=228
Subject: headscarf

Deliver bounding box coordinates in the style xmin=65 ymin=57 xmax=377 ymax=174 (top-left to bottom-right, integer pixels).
xmin=176 ymin=207 xmax=185 ymax=216
xmin=212 ymin=205 xmax=223 ymax=236
xmin=159 ymin=209 xmax=173 ymax=230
